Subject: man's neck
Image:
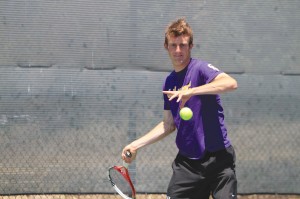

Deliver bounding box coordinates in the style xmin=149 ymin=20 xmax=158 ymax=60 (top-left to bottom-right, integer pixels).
xmin=173 ymin=58 xmax=191 ymax=72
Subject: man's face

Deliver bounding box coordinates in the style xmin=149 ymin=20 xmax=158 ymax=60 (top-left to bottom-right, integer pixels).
xmin=165 ymin=35 xmax=193 ymax=71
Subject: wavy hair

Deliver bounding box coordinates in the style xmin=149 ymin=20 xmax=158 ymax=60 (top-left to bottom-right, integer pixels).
xmin=164 ymin=18 xmax=193 ymax=46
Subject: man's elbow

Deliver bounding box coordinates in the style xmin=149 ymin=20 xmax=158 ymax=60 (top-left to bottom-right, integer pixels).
xmin=230 ymin=79 xmax=238 ymax=90
xmin=164 ymin=122 xmax=176 ymax=134
xmin=166 ymin=125 xmax=176 ymax=134
xmin=218 ymin=73 xmax=238 ymax=91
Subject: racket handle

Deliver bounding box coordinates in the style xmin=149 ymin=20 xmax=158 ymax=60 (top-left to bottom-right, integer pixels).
xmin=123 ymin=161 xmax=129 ymax=168
xmin=125 ymin=151 xmax=132 ymax=158
xmin=123 ymin=151 xmax=132 ymax=168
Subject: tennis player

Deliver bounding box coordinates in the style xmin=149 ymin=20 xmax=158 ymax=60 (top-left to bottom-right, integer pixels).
xmin=122 ymin=18 xmax=238 ymax=199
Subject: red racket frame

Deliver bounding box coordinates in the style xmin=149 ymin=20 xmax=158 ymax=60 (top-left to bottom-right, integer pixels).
xmin=109 ymin=165 xmax=136 ymax=199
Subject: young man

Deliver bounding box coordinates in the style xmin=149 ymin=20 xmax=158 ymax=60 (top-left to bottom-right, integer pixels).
xmin=122 ymin=18 xmax=238 ymax=199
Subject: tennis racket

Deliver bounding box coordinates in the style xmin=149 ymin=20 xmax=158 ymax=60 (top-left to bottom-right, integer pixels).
xmin=108 ymin=151 xmax=136 ymax=199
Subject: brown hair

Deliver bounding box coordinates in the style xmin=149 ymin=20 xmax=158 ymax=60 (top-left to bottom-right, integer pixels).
xmin=164 ymin=18 xmax=194 ymax=46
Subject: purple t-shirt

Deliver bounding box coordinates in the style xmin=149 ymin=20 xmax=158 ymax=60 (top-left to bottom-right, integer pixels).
xmin=163 ymin=58 xmax=231 ymax=159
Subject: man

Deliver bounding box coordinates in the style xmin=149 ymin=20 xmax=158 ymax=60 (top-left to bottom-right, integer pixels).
xmin=122 ymin=18 xmax=238 ymax=199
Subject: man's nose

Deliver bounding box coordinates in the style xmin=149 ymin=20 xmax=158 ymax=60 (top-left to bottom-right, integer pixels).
xmin=175 ymin=45 xmax=181 ymax=52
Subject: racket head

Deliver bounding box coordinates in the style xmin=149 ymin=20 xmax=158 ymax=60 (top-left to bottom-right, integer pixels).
xmin=108 ymin=165 xmax=136 ymax=199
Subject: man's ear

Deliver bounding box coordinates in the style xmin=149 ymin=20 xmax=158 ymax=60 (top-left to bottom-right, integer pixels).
xmin=164 ymin=43 xmax=168 ymax=50
xmin=189 ymin=44 xmax=194 ymax=49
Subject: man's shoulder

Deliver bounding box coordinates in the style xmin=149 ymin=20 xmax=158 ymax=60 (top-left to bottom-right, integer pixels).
xmin=190 ymin=58 xmax=209 ymax=67
xmin=166 ymin=70 xmax=176 ymax=78
xmin=190 ymin=58 xmax=222 ymax=73
xmin=188 ymin=58 xmax=210 ymax=73
xmin=163 ymin=70 xmax=175 ymax=85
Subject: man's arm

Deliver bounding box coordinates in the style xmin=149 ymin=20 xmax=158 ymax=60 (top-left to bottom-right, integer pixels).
xmin=122 ymin=110 xmax=176 ymax=163
xmin=190 ymin=72 xmax=238 ymax=95
xmin=163 ymin=72 xmax=238 ymax=108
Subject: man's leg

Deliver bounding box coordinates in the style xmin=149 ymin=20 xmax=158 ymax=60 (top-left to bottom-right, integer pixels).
xmin=166 ymin=154 xmax=211 ymax=199
xmin=209 ymin=146 xmax=237 ymax=199
xmin=210 ymin=167 xmax=237 ymax=199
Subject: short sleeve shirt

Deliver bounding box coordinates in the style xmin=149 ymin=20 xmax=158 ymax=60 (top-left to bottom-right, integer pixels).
xmin=163 ymin=58 xmax=231 ymax=159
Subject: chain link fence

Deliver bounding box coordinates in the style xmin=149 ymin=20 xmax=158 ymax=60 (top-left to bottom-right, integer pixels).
xmin=0 ymin=68 xmax=299 ymax=196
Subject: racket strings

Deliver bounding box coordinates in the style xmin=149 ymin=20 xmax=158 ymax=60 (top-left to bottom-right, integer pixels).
xmin=109 ymin=168 xmax=133 ymax=198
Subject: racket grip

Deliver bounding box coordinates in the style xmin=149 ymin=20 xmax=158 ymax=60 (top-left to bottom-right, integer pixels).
xmin=123 ymin=151 xmax=132 ymax=168
xmin=125 ymin=151 xmax=132 ymax=158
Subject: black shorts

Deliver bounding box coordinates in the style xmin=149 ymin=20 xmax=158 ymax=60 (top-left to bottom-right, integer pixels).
xmin=166 ymin=146 xmax=237 ymax=199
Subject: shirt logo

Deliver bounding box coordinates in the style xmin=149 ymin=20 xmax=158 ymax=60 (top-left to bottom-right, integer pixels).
xmin=180 ymin=81 xmax=192 ymax=91
xmin=208 ymin=64 xmax=220 ymax=71
xmin=167 ymin=81 xmax=192 ymax=99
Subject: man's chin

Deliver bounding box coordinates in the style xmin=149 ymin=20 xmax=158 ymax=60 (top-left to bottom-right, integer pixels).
xmin=174 ymin=59 xmax=184 ymax=64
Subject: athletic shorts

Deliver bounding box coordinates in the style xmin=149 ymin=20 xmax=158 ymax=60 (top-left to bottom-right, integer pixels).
xmin=166 ymin=145 xmax=237 ymax=199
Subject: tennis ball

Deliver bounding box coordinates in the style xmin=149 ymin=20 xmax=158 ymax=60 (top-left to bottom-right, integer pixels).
xmin=179 ymin=107 xmax=193 ymax=121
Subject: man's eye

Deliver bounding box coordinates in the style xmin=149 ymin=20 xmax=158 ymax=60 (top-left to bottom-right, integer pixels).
xmin=168 ymin=44 xmax=188 ymax=49
xmin=180 ymin=44 xmax=187 ymax=48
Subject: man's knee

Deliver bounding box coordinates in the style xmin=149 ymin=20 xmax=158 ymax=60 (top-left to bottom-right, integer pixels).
xmin=212 ymin=168 xmax=237 ymax=199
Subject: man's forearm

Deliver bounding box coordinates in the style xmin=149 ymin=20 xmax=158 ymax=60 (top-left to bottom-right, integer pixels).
xmin=130 ymin=121 xmax=175 ymax=151
xmin=191 ymin=73 xmax=238 ymax=95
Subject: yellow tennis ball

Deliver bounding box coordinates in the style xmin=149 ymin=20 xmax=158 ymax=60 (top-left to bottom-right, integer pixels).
xmin=179 ymin=107 xmax=193 ymax=121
